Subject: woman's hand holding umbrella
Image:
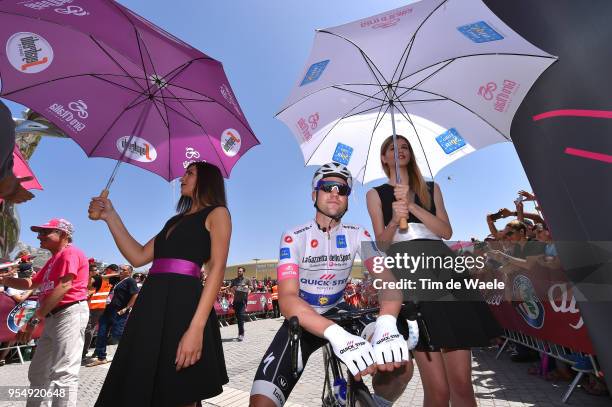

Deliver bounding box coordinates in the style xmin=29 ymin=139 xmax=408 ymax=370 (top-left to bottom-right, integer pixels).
xmin=88 ymin=195 xmax=115 ymax=222
xmin=393 ymin=184 xmax=410 ymax=230
xmin=391 ymin=200 xmax=409 ymax=229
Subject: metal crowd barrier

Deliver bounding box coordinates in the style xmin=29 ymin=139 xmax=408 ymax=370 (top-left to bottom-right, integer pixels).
xmin=496 ymin=328 xmax=601 ymax=403
xmin=0 ymin=343 xmax=34 ymax=364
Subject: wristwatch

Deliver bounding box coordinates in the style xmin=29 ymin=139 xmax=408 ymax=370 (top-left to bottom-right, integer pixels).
xmin=27 ymin=317 xmax=41 ymax=328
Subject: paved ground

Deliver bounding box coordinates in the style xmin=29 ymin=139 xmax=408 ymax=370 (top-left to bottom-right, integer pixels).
xmin=0 ymin=318 xmax=609 ymax=406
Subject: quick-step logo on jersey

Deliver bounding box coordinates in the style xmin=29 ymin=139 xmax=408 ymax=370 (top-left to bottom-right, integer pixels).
xmin=299 ymin=276 xmax=349 ymax=287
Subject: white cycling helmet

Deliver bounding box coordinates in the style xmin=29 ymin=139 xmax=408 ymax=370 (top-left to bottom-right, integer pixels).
xmin=312 ymin=162 xmax=353 ymax=190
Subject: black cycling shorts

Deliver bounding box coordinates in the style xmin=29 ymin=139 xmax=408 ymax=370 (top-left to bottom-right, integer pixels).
xmin=250 ymin=304 xmax=409 ymax=406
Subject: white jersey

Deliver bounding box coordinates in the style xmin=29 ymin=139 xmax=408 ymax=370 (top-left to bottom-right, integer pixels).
xmin=277 ymin=220 xmax=380 ymax=314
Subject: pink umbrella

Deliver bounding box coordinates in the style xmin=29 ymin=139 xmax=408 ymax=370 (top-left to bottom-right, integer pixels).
xmin=12 ymin=147 xmax=42 ymax=191
xmin=0 ymin=147 xmax=42 ymax=204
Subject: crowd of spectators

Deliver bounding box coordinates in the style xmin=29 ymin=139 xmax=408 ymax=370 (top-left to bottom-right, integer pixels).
xmin=467 ymin=190 xmax=608 ymax=397
xmin=0 ymin=254 xmax=141 ymax=369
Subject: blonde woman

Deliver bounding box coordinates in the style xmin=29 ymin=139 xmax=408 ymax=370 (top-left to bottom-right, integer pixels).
xmin=367 ymin=135 xmax=501 ymax=407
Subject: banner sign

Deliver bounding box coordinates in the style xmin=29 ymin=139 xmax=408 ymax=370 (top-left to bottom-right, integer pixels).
xmin=480 ymin=263 xmax=594 ymax=354
xmin=213 ymin=292 xmax=272 ymax=316
xmin=0 ymin=294 xmax=44 ymax=342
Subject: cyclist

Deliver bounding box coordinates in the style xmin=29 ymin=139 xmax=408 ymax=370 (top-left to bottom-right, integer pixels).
xmin=250 ymin=163 xmax=413 ymax=407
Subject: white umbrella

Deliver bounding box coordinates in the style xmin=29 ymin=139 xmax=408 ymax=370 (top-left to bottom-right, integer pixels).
xmin=277 ymin=0 xmax=557 ymax=184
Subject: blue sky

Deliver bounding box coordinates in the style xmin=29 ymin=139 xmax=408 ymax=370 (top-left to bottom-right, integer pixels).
xmin=3 ymin=0 xmax=537 ymax=268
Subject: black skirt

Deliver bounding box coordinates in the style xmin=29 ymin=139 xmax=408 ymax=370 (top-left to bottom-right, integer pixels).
xmin=95 ymin=273 xmax=228 ymax=407
xmin=388 ymin=239 xmax=502 ymax=351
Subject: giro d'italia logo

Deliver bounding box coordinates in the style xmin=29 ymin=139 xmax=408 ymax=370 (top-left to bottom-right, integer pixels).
xmin=7 ymin=300 xmax=38 ymax=333
xmin=513 ymin=275 xmax=545 ymax=329
xmin=6 ymin=32 xmax=54 ymax=73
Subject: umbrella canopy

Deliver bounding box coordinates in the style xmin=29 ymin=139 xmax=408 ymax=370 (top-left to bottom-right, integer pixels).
xmin=0 ymin=146 xmax=42 ymax=205
xmin=12 ymin=146 xmax=42 ymax=191
xmin=0 ymin=0 xmax=258 ymax=181
xmin=277 ymin=0 xmax=557 ymax=183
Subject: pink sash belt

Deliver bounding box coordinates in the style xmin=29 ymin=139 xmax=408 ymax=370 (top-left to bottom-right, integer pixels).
xmin=149 ymin=258 xmax=201 ymax=278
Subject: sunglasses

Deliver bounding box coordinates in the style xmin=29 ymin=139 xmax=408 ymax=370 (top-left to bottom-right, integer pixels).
xmin=316 ymin=181 xmax=351 ymax=196
xmin=37 ymin=229 xmax=59 ymax=236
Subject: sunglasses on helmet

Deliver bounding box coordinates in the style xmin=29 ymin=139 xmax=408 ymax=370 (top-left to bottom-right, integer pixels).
xmin=315 ymin=180 xmax=351 ymax=196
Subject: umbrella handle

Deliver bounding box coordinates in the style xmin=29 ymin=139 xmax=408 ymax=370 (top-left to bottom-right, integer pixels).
xmin=89 ymin=189 xmax=110 ymax=220
xmin=399 ymin=217 xmax=408 ymax=230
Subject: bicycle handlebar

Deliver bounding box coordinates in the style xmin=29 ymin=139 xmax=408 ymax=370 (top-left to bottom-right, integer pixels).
xmin=289 ymin=316 xmax=301 ymax=378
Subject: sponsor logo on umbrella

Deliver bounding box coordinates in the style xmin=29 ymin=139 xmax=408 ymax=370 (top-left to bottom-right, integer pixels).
xmin=300 ymin=60 xmax=330 ymax=86
xmin=360 ymin=7 xmax=413 ymax=30
xmin=21 ymin=0 xmax=87 ymax=16
xmin=220 ymin=84 xmax=242 ymax=116
xmin=182 ymin=147 xmax=201 ymax=168
xmin=68 ymin=100 xmax=89 ymax=119
xmin=457 ymin=21 xmax=504 ymax=43
xmin=332 ymin=142 xmax=353 ymax=165
xmin=116 ymin=136 xmax=157 ymax=162
xmin=54 ymin=5 xmax=89 ymax=16
xmin=478 ymin=80 xmax=519 ymax=113
xmin=296 ymin=112 xmax=320 ymax=142
xmin=47 ymin=100 xmax=88 ymax=132
xmin=221 ymin=129 xmax=241 ymax=157
xmin=436 ymin=128 xmax=466 ymax=155
xmin=6 ymin=32 xmax=54 ymax=73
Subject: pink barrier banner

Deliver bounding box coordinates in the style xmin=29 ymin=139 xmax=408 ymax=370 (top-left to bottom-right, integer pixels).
xmin=213 ymin=293 xmax=272 ymax=316
xmin=214 ymin=295 xmax=233 ymax=317
xmin=246 ymin=293 xmax=272 ymax=313
xmin=0 ymin=294 xmax=44 ymax=342
xmin=479 ymin=264 xmax=595 ymax=354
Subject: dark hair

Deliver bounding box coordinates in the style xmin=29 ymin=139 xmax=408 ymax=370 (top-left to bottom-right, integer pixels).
xmin=106 ymin=264 xmax=119 ymax=271
xmin=506 ymin=220 xmax=527 ymax=235
xmin=238 ymin=267 xmax=245 ymax=272
xmin=380 ymin=135 xmax=431 ymax=210
xmin=176 ymin=162 xmax=227 ymax=214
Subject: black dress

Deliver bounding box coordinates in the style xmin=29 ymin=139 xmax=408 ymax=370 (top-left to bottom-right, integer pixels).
xmin=374 ymin=183 xmax=502 ymax=351
xmin=95 ymin=206 xmax=228 ymax=406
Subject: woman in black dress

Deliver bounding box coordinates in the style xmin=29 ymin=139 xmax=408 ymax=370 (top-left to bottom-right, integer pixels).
xmin=88 ymin=162 xmax=230 ymax=407
xmin=366 ymin=135 xmax=501 ymax=407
